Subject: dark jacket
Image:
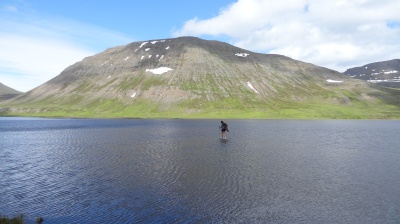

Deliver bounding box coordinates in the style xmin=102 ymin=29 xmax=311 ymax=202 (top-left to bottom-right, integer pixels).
xmin=221 ymin=122 xmax=228 ymax=131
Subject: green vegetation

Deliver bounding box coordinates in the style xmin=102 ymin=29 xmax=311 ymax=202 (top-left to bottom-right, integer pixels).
xmin=3 ymin=76 xmax=400 ymax=119
xmin=119 ymin=76 xmax=143 ymax=90
xmin=2 ymin=93 xmax=399 ymax=119
xmin=0 ymin=215 xmax=43 ymax=224
xmin=118 ymin=74 xmax=167 ymax=91
xmin=0 ymin=214 xmax=24 ymax=224
xmin=0 ymin=214 xmax=37 ymax=224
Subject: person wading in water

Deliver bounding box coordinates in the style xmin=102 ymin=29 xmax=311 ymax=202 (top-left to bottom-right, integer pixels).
xmin=220 ymin=121 xmax=229 ymax=139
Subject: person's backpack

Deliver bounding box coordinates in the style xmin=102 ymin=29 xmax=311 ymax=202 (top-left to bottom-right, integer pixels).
xmin=221 ymin=122 xmax=228 ymax=129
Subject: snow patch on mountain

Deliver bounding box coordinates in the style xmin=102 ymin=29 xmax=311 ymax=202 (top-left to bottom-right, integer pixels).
xmin=146 ymin=67 xmax=173 ymax=74
xmin=327 ymin=79 xmax=343 ymax=83
xmin=236 ymin=53 xmax=249 ymax=57
xmin=247 ymin=82 xmax=259 ymax=93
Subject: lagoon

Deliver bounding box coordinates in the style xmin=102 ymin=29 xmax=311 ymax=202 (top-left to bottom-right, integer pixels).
xmin=1 ymin=118 xmax=399 ymax=223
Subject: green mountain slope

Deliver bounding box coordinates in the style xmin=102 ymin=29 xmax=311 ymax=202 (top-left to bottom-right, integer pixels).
xmin=1 ymin=37 xmax=399 ymax=118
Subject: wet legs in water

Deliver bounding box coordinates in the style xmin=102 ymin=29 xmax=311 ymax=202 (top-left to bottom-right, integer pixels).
xmin=221 ymin=130 xmax=227 ymax=139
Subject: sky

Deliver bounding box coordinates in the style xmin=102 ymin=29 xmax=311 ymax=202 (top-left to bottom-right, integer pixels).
xmin=1 ymin=0 xmax=400 ymax=92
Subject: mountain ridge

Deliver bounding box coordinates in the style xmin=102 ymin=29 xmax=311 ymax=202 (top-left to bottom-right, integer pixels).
xmin=1 ymin=36 xmax=399 ymax=118
xmin=344 ymin=59 xmax=400 ymax=88
xmin=0 ymin=82 xmax=22 ymax=101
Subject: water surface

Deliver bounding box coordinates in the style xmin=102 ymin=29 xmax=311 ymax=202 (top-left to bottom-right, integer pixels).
xmin=1 ymin=118 xmax=399 ymax=223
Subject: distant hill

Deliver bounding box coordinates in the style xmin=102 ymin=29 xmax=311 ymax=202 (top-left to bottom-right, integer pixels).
xmin=1 ymin=37 xmax=399 ymax=118
xmin=0 ymin=82 xmax=22 ymax=101
xmin=343 ymin=59 xmax=400 ymax=88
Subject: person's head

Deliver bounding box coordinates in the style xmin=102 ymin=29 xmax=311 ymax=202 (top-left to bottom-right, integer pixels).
xmin=221 ymin=121 xmax=224 ymax=124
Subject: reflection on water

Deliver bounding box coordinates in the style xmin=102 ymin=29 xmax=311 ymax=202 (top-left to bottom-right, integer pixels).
xmin=1 ymin=118 xmax=400 ymax=223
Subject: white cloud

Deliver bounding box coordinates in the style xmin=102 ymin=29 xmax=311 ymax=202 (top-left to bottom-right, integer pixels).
xmin=0 ymin=4 xmax=133 ymax=92
xmin=174 ymin=0 xmax=400 ymax=72
xmin=0 ymin=34 xmax=94 ymax=92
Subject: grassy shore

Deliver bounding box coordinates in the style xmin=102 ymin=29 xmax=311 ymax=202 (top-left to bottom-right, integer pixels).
xmin=0 ymin=215 xmax=24 ymax=224
xmin=2 ymin=103 xmax=400 ymax=119
xmin=0 ymin=215 xmax=43 ymax=224
xmin=1 ymin=91 xmax=399 ymax=119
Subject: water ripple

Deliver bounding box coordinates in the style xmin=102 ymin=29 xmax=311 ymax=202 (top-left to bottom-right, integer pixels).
xmin=1 ymin=119 xmax=400 ymax=223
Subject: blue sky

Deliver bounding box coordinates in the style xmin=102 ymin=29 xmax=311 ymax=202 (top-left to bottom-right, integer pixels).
xmin=1 ymin=0 xmax=400 ymax=92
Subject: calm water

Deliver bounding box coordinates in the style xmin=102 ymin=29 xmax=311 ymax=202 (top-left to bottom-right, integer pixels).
xmin=1 ymin=118 xmax=399 ymax=223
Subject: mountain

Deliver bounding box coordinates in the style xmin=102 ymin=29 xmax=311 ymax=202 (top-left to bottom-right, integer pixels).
xmin=1 ymin=37 xmax=399 ymax=118
xmin=344 ymin=59 xmax=400 ymax=88
xmin=0 ymin=82 xmax=22 ymax=101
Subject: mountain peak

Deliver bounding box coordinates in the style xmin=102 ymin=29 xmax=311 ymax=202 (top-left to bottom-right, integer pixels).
xmin=2 ymin=37 xmax=399 ymax=118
